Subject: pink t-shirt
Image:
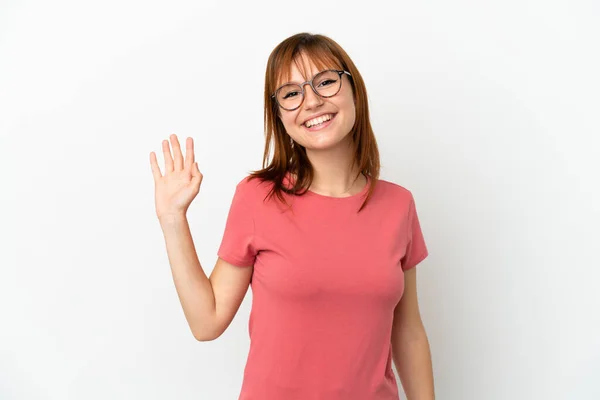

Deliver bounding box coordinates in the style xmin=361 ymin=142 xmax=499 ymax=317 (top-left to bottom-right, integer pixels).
xmin=217 ymin=173 xmax=428 ymax=400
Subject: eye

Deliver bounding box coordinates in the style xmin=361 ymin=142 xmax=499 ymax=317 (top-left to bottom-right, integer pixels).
xmin=283 ymin=91 xmax=299 ymax=99
xmin=317 ymin=79 xmax=337 ymax=88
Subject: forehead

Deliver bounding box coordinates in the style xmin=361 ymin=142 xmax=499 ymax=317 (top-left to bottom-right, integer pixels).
xmin=276 ymin=51 xmax=341 ymax=86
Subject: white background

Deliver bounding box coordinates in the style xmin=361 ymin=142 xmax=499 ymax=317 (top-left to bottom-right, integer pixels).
xmin=1 ymin=0 xmax=599 ymax=399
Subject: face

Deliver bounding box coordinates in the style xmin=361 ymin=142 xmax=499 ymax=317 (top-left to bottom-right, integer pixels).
xmin=275 ymin=53 xmax=356 ymax=151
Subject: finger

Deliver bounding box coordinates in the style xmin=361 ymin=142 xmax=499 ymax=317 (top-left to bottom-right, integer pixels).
xmin=184 ymin=137 xmax=195 ymax=170
xmin=149 ymin=152 xmax=163 ymax=181
xmin=162 ymin=139 xmax=174 ymax=172
xmin=170 ymin=134 xmax=184 ymax=171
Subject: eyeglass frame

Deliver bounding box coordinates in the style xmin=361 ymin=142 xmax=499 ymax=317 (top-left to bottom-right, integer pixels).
xmin=271 ymin=69 xmax=352 ymax=111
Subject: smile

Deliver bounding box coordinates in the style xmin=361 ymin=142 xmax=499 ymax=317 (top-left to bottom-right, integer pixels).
xmin=303 ymin=113 xmax=336 ymax=131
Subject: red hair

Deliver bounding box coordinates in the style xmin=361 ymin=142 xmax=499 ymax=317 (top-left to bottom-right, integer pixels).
xmin=247 ymin=32 xmax=380 ymax=213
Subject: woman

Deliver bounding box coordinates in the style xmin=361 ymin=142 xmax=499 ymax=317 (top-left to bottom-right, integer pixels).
xmin=150 ymin=32 xmax=435 ymax=400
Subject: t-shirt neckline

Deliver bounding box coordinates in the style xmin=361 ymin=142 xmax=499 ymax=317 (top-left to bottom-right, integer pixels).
xmin=286 ymin=172 xmax=371 ymax=201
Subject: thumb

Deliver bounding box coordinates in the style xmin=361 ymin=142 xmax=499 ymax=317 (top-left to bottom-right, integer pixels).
xmin=191 ymin=162 xmax=202 ymax=180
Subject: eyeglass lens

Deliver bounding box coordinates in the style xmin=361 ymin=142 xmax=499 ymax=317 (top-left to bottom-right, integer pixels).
xmin=276 ymin=70 xmax=342 ymax=110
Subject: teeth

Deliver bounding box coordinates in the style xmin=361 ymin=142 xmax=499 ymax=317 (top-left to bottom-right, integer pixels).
xmin=305 ymin=114 xmax=333 ymax=128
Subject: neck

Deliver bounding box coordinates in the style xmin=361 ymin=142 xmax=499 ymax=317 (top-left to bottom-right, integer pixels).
xmin=303 ymin=137 xmax=366 ymax=197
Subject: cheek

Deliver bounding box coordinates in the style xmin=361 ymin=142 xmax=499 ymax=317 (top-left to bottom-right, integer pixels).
xmin=279 ymin=114 xmax=300 ymax=135
xmin=282 ymin=115 xmax=296 ymax=129
xmin=342 ymin=100 xmax=356 ymax=125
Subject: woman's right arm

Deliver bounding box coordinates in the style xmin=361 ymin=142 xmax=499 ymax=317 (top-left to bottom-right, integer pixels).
xmin=151 ymin=134 xmax=252 ymax=342
xmin=160 ymin=215 xmax=253 ymax=341
xmin=159 ymin=213 xmax=253 ymax=341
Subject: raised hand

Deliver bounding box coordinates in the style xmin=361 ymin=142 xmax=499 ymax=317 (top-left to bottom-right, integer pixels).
xmin=150 ymin=134 xmax=203 ymax=219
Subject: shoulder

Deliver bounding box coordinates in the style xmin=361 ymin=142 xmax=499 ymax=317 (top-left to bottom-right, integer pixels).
xmin=231 ymin=174 xmax=277 ymax=209
xmin=374 ymin=178 xmax=415 ymax=206
xmin=373 ymin=179 xmax=424 ymax=228
xmin=234 ymin=174 xmax=272 ymax=196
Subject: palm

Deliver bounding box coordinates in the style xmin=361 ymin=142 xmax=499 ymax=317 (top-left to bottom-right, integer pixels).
xmin=150 ymin=134 xmax=203 ymax=218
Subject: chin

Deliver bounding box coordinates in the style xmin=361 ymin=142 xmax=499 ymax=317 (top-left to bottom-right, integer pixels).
xmin=302 ymin=133 xmax=352 ymax=150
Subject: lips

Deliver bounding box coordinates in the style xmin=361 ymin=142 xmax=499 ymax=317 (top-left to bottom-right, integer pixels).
xmin=302 ymin=113 xmax=337 ymax=132
xmin=301 ymin=112 xmax=337 ymax=127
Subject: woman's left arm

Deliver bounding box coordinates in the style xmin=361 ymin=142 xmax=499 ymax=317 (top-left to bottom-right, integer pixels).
xmin=391 ymin=267 xmax=435 ymax=400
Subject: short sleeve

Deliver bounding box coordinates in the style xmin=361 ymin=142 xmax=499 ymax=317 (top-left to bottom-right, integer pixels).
xmin=217 ymin=182 xmax=257 ymax=267
xmin=400 ymin=194 xmax=428 ymax=271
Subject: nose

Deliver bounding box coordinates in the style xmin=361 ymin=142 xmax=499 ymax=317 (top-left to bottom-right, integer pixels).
xmin=302 ymin=83 xmax=323 ymax=110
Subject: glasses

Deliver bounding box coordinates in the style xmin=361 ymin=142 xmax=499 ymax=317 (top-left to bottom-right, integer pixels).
xmin=271 ymin=69 xmax=352 ymax=111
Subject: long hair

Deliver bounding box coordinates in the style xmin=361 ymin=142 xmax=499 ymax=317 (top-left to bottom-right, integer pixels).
xmin=247 ymin=32 xmax=380 ymax=212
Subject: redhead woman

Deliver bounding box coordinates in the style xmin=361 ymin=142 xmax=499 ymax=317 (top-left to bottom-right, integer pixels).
xmin=150 ymin=32 xmax=435 ymax=400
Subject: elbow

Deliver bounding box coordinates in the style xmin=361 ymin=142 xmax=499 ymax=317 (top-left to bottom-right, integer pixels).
xmin=193 ymin=332 xmax=215 ymax=342
xmin=392 ymin=320 xmax=428 ymax=343
xmin=192 ymin=325 xmax=223 ymax=342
